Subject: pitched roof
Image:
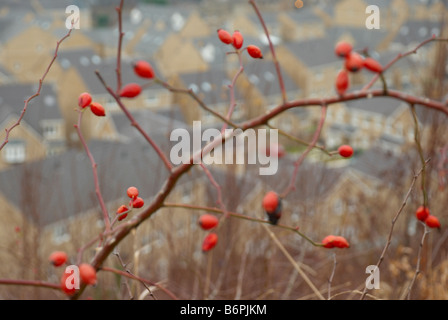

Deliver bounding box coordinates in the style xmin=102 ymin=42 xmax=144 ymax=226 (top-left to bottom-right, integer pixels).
xmin=0 ymin=83 xmax=62 ymax=136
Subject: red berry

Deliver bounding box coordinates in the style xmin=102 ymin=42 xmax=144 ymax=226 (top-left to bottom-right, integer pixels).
xmin=116 ymin=205 xmax=129 ymax=221
xmin=262 ymin=191 xmax=282 ymax=225
xmin=132 ymin=197 xmax=144 ymax=209
xmin=425 ymin=215 xmax=441 ymax=229
xmin=363 ymin=57 xmax=383 ymax=73
xmin=78 ymin=92 xmax=92 ymax=109
xmin=90 ymin=102 xmax=106 ymax=117
xmin=49 ymin=251 xmax=68 ymax=267
xmin=262 ymin=191 xmax=279 ymax=213
xmin=335 ymin=69 xmax=349 ymax=95
xmin=338 ymin=145 xmax=354 ymax=158
xmin=79 ymin=263 xmax=97 ymax=286
xmin=127 ymin=186 xmax=139 ymax=199
xmin=332 ymin=236 xmax=350 ymax=248
xmin=232 ymin=30 xmax=244 ymax=50
xmin=322 ymin=235 xmax=336 ymax=248
xmin=119 ymin=83 xmax=142 ymax=98
xmin=344 ymin=52 xmax=364 ymax=72
xmin=217 ymin=29 xmax=233 ymax=45
xmin=247 ymin=45 xmax=263 ymax=59
xmin=60 ymin=270 xmax=77 ymax=296
xmin=415 ymin=206 xmax=430 ymax=222
xmin=202 ymin=233 xmax=218 ymax=252
xmin=334 ymin=41 xmax=353 ymax=58
xmin=133 ymin=60 xmax=155 ymax=79
xmin=198 ymin=214 xmax=219 ymax=230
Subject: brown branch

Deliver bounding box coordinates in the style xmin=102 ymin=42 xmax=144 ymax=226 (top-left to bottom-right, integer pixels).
xmin=74 ymin=109 xmax=111 ymax=232
xmin=155 ymin=78 xmax=239 ymax=129
xmin=100 ymin=266 xmax=178 ymax=300
xmin=360 ymin=160 xmax=429 ymax=300
xmin=361 ymin=35 xmax=447 ymax=92
xmin=115 ymin=0 xmax=125 ymax=94
xmin=95 ymin=71 xmax=173 ymax=171
xmin=0 ymin=24 xmax=74 ymax=151
xmin=280 ymin=104 xmax=327 ymax=198
xmin=162 ymin=202 xmax=320 ymax=247
xmin=0 ymin=279 xmax=60 ymax=291
xmin=405 ymin=224 xmax=430 ymax=300
xmin=249 ymin=0 xmax=287 ymax=104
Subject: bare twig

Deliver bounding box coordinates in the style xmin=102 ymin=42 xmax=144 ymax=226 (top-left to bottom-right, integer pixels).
xmin=328 ymin=253 xmax=337 ymax=300
xmin=249 ymin=0 xmax=287 ymax=104
xmin=360 ymin=160 xmax=429 ymax=299
xmin=74 ymin=109 xmax=111 ymax=232
xmin=0 ymin=24 xmax=74 ymax=151
xmin=95 ymin=71 xmax=173 ymax=171
xmin=405 ymin=224 xmax=430 ymax=300
xmin=260 ymin=223 xmax=325 ymax=300
xmin=100 ymin=266 xmax=178 ymax=300
xmin=280 ymin=104 xmax=327 ymax=198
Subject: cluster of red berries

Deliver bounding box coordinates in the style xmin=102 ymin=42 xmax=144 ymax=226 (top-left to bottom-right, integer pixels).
xmin=116 ymin=186 xmax=145 ymax=222
xmin=415 ymin=206 xmax=441 ymax=229
xmin=198 ymin=214 xmax=219 ymax=252
xmin=49 ymin=251 xmax=97 ymax=296
xmin=78 ymin=92 xmax=106 ymax=117
xmin=334 ymin=41 xmax=383 ymax=95
xmin=217 ymin=29 xmax=263 ymax=59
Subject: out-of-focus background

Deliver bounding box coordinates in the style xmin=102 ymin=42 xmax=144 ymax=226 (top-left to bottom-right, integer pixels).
xmin=0 ymin=0 xmax=448 ymax=300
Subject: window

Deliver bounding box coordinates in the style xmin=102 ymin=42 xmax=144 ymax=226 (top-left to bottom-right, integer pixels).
xmin=43 ymin=123 xmax=59 ymax=139
xmin=3 ymin=140 xmax=26 ymax=164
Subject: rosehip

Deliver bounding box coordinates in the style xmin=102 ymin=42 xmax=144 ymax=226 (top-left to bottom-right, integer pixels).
xmin=415 ymin=206 xmax=430 ymax=222
xmin=78 ymin=92 xmax=92 ymax=109
xmin=133 ymin=60 xmax=155 ymax=79
xmin=338 ymin=145 xmax=354 ymax=158
xmin=332 ymin=236 xmax=350 ymax=248
xmin=334 ymin=41 xmax=353 ymax=58
xmin=322 ymin=235 xmax=336 ymax=248
xmin=116 ymin=205 xmax=129 ymax=221
xmin=198 ymin=214 xmax=219 ymax=230
xmin=335 ymin=69 xmax=349 ymax=95
xmin=132 ymin=197 xmax=144 ymax=209
xmin=79 ymin=263 xmax=97 ymax=286
xmin=217 ymin=29 xmax=233 ymax=45
xmin=90 ymin=102 xmax=106 ymax=117
xmin=119 ymin=83 xmax=142 ymax=98
xmin=232 ymin=30 xmax=244 ymax=50
xmin=425 ymin=215 xmax=441 ymax=229
xmin=344 ymin=52 xmax=364 ymax=72
xmin=363 ymin=57 xmax=383 ymax=73
xmin=202 ymin=233 xmax=218 ymax=252
xmin=49 ymin=251 xmax=68 ymax=267
xmin=262 ymin=191 xmax=282 ymax=225
xmin=127 ymin=186 xmax=139 ymax=199
xmin=60 ymin=270 xmax=77 ymax=296
xmin=247 ymin=45 xmax=263 ymax=59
